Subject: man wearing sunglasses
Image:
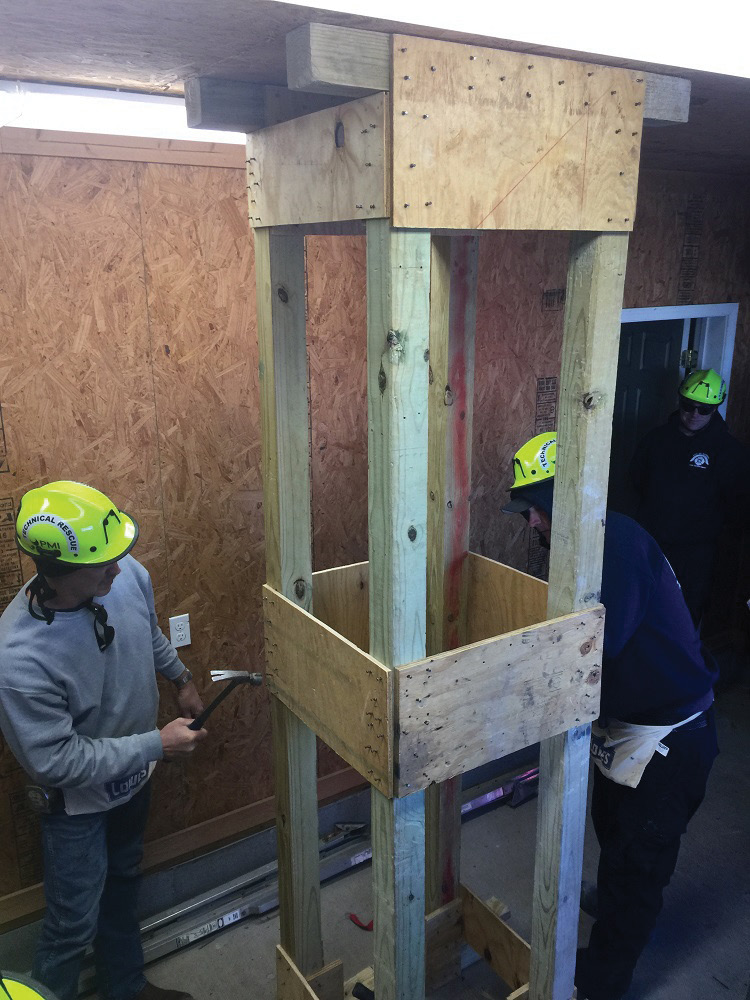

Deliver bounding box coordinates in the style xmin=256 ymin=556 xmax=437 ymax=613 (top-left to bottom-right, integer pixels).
xmin=0 ymin=482 xmax=207 ymax=1000
xmin=629 ymin=368 xmax=749 ymax=626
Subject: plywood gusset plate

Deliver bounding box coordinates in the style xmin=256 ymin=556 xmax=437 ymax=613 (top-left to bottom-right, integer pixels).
xmin=392 ymin=35 xmax=644 ymax=231
xmin=247 ymin=93 xmax=389 ymax=228
xmin=263 ymin=585 xmax=394 ymax=794
xmin=395 ymin=604 xmax=604 ymax=793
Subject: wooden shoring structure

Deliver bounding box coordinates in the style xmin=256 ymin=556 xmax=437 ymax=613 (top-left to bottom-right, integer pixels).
xmin=251 ymin=26 xmax=643 ymax=1000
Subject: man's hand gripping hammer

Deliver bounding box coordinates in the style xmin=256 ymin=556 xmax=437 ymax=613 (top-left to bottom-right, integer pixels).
xmin=188 ymin=669 xmax=263 ymax=730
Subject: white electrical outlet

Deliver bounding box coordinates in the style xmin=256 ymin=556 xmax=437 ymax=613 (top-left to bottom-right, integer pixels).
xmin=169 ymin=613 xmax=191 ymax=648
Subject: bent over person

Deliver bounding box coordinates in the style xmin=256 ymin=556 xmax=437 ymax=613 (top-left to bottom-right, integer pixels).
xmin=503 ymin=434 xmax=718 ymax=1000
xmin=0 ymin=482 xmax=207 ymax=1000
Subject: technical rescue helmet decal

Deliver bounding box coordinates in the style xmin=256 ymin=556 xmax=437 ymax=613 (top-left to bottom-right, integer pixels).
xmin=510 ymin=432 xmax=557 ymax=490
xmin=679 ymin=368 xmax=727 ymax=405
xmin=16 ymin=481 xmax=139 ymax=567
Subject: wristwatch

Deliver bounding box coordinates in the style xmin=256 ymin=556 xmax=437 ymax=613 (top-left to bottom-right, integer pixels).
xmin=173 ymin=668 xmax=193 ymax=689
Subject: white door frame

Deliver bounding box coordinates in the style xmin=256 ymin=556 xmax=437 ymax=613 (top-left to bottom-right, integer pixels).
xmin=621 ymin=303 xmax=739 ymax=418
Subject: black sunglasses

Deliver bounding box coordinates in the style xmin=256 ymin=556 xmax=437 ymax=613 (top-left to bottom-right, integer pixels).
xmin=679 ymin=398 xmax=715 ymax=416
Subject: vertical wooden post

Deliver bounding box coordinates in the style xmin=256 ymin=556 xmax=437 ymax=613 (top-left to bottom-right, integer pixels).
xmin=255 ymin=228 xmax=324 ymax=978
xmin=367 ymin=219 xmax=431 ymax=1000
xmin=529 ymin=232 xmax=629 ymax=1000
xmin=425 ymin=234 xmax=479 ymax=986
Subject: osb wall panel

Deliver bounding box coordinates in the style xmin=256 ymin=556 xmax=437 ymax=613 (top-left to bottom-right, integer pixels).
xmin=0 ymin=155 xmax=165 ymax=894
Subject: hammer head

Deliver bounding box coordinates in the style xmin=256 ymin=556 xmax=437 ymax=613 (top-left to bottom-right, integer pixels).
xmin=210 ymin=669 xmax=263 ymax=685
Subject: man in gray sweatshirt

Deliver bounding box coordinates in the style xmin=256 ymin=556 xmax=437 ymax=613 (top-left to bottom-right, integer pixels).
xmin=0 ymin=481 xmax=207 ymax=1000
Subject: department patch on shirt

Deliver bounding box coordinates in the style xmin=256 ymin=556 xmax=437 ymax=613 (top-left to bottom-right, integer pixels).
xmin=689 ymin=452 xmax=709 ymax=469
xmin=106 ymin=768 xmax=149 ymax=801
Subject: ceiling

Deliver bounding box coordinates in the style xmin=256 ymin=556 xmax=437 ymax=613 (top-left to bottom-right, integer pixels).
xmin=2 ymin=0 xmax=749 ymax=177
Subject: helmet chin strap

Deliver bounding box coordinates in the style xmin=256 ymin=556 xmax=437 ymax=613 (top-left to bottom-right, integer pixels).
xmin=27 ymin=575 xmax=57 ymax=624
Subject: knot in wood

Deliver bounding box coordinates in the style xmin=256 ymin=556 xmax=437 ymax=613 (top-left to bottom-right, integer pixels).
xmin=293 ymin=578 xmax=307 ymax=600
xmin=444 ymin=385 xmax=454 ymax=406
xmin=583 ymin=391 xmax=600 ymax=409
xmin=580 ymin=639 xmax=593 ymax=655
xmin=408 ymin=525 xmax=417 ymax=542
xmin=277 ymin=286 xmax=289 ymax=303
xmin=334 ymin=121 xmax=345 ymax=148
xmin=378 ymin=364 xmax=387 ymax=394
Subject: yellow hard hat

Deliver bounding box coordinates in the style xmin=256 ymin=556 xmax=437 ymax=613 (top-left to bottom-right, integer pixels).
xmin=16 ymin=481 xmax=138 ymax=566
xmin=510 ymin=432 xmax=556 ymax=489
xmin=0 ymin=973 xmax=61 ymax=999
xmin=679 ymin=368 xmax=726 ymax=405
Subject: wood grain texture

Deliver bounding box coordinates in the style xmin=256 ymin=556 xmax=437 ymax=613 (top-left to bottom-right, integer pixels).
xmin=312 ymin=562 xmax=369 ymax=651
xmin=466 ymin=553 xmax=548 ymax=643
xmin=255 ymin=227 xmax=322 ymax=975
xmin=264 ymin=586 xmax=393 ymax=794
xmin=306 ymin=959 xmax=345 ymax=1000
xmin=367 ymin=220 xmax=431 ymax=1000
xmin=277 ymin=944 xmax=320 ymax=1000
xmin=530 ymin=233 xmax=629 ymax=1000
xmin=396 ymin=605 xmax=603 ymax=793
xmin=0 ymin=127 xmax=246 ymax=167
xmin=247 ymin=95 xmax=389 ymax=228
xmin=460 ymin=884 xmax=531 ymax=990
xmin=392 ymin=37 xmax=644 ymax=231
xmin=286 ymin=23 xmax=390 ymax=96
xmin=424 ymin=898 xmax=463 ymax=991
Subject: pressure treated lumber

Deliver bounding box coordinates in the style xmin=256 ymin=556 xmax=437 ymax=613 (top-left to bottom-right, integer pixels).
xmin=255 ymin=228 xmax=323 ymax=976
xmin=391 ymin=36 xmax=644 ymax=232
xmin=396 ymin=604 xmax=603 ymax=793
xmin=264 ymin=585 xmax=393 ymax=794
xmin=287 ymin=23 xmax=390 ymax=96
xmin=246 ymin=94 xmax=389 ymax=227
xmin=425 ymin=233 xmax=479 ymax=986
xmin=367 ymin=219 xmax=431 ymax=1000
xmin=185 ymin=76 xmax=341 ymax=132
xmin=529 ymin=232 xmax=629 ymax=1000
xmin=460 ymin=884 xmax=531 ymax=991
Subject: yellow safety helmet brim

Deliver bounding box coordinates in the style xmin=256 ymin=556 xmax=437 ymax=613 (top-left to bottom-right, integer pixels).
xmin=16 ymin=481 xmax=139 ymax=567
xmin=0 ymin=974 xmax=60 ymax=999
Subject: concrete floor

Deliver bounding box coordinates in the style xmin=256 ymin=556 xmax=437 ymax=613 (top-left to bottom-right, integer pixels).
xmin=136 ymin=679 xmax=750 ymax=1000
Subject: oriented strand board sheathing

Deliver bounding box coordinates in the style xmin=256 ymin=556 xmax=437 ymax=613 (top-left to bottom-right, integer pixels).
xmin=307 ymin=235 xmax=368 ymax=573
xmin=137 ymin=162 xmax=269 ymax=836
xmin=392 ymin=36 xmax=644 ymax=231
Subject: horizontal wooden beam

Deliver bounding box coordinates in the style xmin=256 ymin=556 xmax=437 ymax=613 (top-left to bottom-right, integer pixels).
xmin=263 ymin=585 xmax=394 ymax=794
xmin=185 ymin=76 xmax=343 ymax=133
xmin=643 ymin=71 xmax=691 ymax=123
xmin=396 ymin=604 xmax=604 ymax=792
xmin=460 ymin=884 xmax=531 ymax=991
xmin=286 ymin=23 xmax=390 ymax=96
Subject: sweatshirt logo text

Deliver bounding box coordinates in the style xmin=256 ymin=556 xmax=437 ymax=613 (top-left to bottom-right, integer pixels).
xmin=106 ymin=769 xmax=148 ymax=801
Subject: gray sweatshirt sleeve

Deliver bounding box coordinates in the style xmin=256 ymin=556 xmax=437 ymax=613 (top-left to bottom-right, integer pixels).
xmin=0 ymin=678 xmax=164 ymax=788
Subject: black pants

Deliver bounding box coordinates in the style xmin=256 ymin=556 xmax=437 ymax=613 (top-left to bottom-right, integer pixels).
xmin=576 ymin=711 xmax=718 ymax=1000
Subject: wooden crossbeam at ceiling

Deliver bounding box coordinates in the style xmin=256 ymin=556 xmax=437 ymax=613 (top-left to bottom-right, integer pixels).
xmin=185 ymin=24 xmax=690 ymax=134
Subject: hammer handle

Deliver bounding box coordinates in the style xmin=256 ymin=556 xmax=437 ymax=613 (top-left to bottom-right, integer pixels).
xmin=188 ymin=679 xmax=241 ymax=730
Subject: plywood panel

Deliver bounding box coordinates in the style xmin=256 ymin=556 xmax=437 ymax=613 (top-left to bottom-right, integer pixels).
xmin=312 ymin=561 xmax=369 ymax=651
xmin=247 ymin=94 xmax=389 ymax=227
xmin=396 ymin=605 xmax=603 ymax=792
xmin=392 ymin=36 xmax=644 ymax=231
xmin=466 ymin=553 xmax=548 ymax=643
xmin=263 ymin=586 xmax=393 ymax=794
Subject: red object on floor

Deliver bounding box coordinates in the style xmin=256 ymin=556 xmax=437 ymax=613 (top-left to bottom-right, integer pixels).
xmin=347 ymin=912 xmax=373 ymax=931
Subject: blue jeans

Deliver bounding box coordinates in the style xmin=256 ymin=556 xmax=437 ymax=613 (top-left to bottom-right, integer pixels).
xmin=33 ymin=782 xmax=151 ymax=1000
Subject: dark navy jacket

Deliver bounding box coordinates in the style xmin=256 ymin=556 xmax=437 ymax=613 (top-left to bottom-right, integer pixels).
xmin=600 ymin=512 xmax=717 ymax=726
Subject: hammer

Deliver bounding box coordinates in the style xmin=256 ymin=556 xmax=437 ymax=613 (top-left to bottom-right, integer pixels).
xmin=188 ymin=669 xmax=263 ymax=730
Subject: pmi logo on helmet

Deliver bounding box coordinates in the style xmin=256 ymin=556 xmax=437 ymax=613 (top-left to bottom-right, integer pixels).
xmin=21 ymin=514 xmax=80 ymax=554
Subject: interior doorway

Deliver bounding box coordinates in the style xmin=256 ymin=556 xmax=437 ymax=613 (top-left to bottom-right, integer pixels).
xmin=607 ymin=303 xmax=739 ymax=514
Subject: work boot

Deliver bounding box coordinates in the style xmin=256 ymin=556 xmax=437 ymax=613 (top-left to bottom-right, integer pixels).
xmin=132 ymin=983 xmax=194 ymax=1000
